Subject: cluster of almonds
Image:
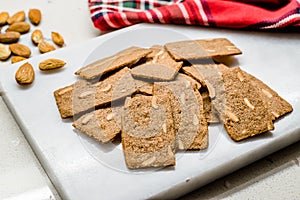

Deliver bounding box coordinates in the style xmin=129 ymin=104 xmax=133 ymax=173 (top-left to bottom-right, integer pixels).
xmin=0 ymin=9 xmax=67 ymax=85
xmin=0 ymin=9 xmax=65 ymax=62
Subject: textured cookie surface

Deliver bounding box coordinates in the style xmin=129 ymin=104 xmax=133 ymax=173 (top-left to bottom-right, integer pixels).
xmin=54 ymin=67 xmax=146 ymax=118
xmin=73 ymin=106 xmax=122 ymax=143
xmin=121 ymin=95 xmax=175 ymax=169
xmin=165 ymin=38 xmax=242 ymax=61
xmin=241 ymin=70 xmax=293 ymax=120
xmin=75 ymin=47 xmax=152 ymax=79
xmin=153 ymin=74 xmax=208 ymax=150
xmin=220 ymin=67 xmax=274 ymax=141
xmin=131 ymin=47 xmax=183 ymax=81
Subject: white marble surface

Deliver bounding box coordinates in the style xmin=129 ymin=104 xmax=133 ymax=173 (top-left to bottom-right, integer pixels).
xmin=0 ymin=1 xmax=299 ymax=200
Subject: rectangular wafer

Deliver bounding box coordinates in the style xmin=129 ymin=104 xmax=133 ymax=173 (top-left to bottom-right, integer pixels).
xmin=164 ymin=38 xmax=242 ymax=61
xmin=75 ymin=46 xmax=152 ymax=80
xmin=121 ymin=95 xmax=176 ymax=169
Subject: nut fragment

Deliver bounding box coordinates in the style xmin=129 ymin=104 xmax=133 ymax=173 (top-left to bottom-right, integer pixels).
xmin=6 ymin=22 xmax=30 ymax=34
xmin=79 ymin=91 xmax=94 ymax=99
xmin=0 ymin=44 xmax=11 ymax=60
xmin=11 ymin=56 xmax=27 ymax=64
xmin=9 ymin=43 xmax=31 ymax=58
xmin=193 ymin=114 xmax=199 ymax=125
xmin=261 ymin=89 xmax=273 ymax=98
xmin=162 ymin=123 xmax=167 ymax=133
xmin=28 ymin=9 xmax=41 ymax=25
xmin=271 ymin=111 xmax=280 ymax=119
xmin=0 ymin=31 xmax=21 ymax=43
xmin=142 ymin=157 xmax=156 ymax=166
xmin=51 ymin=32 xmax=65 ymax=47
xmin=39 ymin=58 xmax=66 ymax=70
xmin=15 ymin=62 xmax=35 ymax=85
xmin=151 ymin=96 xmax=158 ymax=109
xmin=226 ymin=111 xmax=239 ymax=122
xmin=38 ymin=41 xmax=55 ymax=53
xmin=7 ymin=11 xmax=25 ymax=24
xmin=99 ymin=84 xmax=112 ymax=92
xmin=244 ymin=98 xmax=255 ymax=110
xmin=178 ymin=140 xmax=184 ymax=150
xmin=167 ymin=146 xmax=173 ymax=156
xmin=0 ymin=12 xmax=9 ymax=26
xmin=81 ymin=114 xmax=93 ymax=125
xmin=106 ymin=113 xmax=114 ymax=121
xmin=31 ymin=29 xmax=43 ymax=45
xmin=237 ymin=71 xmax=245 ymax=81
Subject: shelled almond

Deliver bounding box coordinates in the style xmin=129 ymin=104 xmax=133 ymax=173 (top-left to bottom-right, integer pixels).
xmin=9 ymin=43 xmax=31 ymax=58
xmin=6 ymin=21 xmax=30 ymax=34
xmin=39 ymin=58 xmax=66 ymax=70
xmin=0 ymin=44 xmax=11 ymax=60
xmin=51 ymin=32 xmax=64 ymax=47
xmin=7 ymin=11 xmax=25 ymax=24
xmin=28 ymin=9 xmax=41 ymax=25
xmin=0 ymin=12 xmax=9 ymax=26
xmin=38 ymin=41 xmax=56 ymax=53
xmin=0 ymin=31 xmax=20 ymax=43
xmin=15 ymin=62 xmax=34 ymax=85
xmin=31 ymin=29 xmax=43 ymax=45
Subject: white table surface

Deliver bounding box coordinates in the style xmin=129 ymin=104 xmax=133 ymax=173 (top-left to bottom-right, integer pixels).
xmin=0 ymin=1 xmax=299 ymax=200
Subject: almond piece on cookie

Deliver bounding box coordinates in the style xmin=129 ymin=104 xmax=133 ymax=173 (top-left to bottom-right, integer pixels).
xmin=121 ymin=95 xmax=176 ymax=169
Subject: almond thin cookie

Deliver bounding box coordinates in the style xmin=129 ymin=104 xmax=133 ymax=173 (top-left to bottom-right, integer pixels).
xmin=121 ymin=95 xmax=176 ymax=169
xmin=239 ymin=70 xmax=293 ymax=121
xmin=153 ymin=74 xmax=208 ymax=150
xmin=220 ymin=67 xmax=274 ymax=141
xmin=75 ymin=46 xmax=152 ymax=80
xmin=73 ymin=106 xmax=122 ymax=143
xmin=164 ymin=38 xmax=242 ymax=61
xmin=54 ymin=67 xmax=150 ymax=118
xmin=130 ymin=46 xmax=183 ymax=81
xmin=182 ymin=65 xmax=224 ymax=123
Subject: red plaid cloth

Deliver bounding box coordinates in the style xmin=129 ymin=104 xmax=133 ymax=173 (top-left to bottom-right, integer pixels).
xmin=88 ymin=0 xmax=300 ymax=31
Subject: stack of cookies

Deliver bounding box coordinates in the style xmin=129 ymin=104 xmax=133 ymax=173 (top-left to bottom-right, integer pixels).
xmin=54 ymin=38 xmax=293 ymax=169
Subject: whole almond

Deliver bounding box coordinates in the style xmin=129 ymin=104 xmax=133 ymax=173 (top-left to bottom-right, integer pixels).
xmin=38 ymin=41 xmax=55 ymax=53
xmin=31 ymin=29 xmax=43 ymax=45
xmin=39 ymin=58 xmax=66 ymax=70
xmin=7 ymin=11 xmax=25 ymax=25
xmin=0 ymin=12 xmax=9 ymax=26
xmin=15 ymin=62 xmax=35 ymax=85
xmin=0 ymin=44 xmax=11 ymax=60
xmin=51 ymin=32 xmax=64 ymax=47
xmin=0 ymin=31 xmax=21 ymax=43
xmin=9 ymin=43 xmax=31 ymax=58
xmin=11 ymin=56 xmax=27 ymax=64
xmin=6 ymin=22 xmax=30 ymax=34
xmin=28 ymin=9 xmax=41 ymax=25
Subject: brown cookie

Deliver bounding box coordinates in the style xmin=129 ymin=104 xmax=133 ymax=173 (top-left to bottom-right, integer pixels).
xmin=73 ymin=106 xmax=122 ymax=143
xmin=164 ymin=38 xmax=242 ymax=61
xmin=121 ymin=95 xmax=176 ymax=169
xmin=220 ymin=67 xmax=274 ymax=141
xmin=54 ymin=67 xmax=147 ymax=118
xmin=153 ymin=74 xmax=208 ymax=150
xmin=75 ymin=46 xmax=152 ymax=80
